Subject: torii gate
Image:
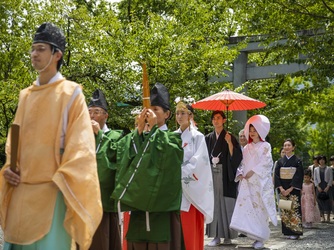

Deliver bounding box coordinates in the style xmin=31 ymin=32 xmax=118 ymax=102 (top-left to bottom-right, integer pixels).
xmin=210 ymin=29 xmax=320 ymax=126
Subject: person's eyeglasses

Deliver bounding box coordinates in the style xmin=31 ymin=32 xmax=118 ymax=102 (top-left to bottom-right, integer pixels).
xmin=88 ymin=109 xmax=106 ymax=116
xmin=30 ymin=46 xmax=49 ymax=54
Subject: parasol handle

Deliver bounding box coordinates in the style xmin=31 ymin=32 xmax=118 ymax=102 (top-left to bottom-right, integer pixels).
xmin=142 ymin=62 xmax=150 ymax=108
xmin=226 ymin=105 xmax=229 ymax=131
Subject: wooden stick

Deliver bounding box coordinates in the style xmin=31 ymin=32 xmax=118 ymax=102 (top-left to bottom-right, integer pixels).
xmin=142 ymin=62 xmax=150 ymax=108
xmin=10 ymin=124 xmax=20 ymax=173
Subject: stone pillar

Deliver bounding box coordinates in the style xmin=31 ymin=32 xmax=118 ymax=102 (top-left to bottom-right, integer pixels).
xmin=233 ymin=52 xmax=247 ymax=129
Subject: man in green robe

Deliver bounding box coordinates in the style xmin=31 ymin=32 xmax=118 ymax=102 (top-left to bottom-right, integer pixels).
xmin=112 ymin=83 xmax=184 ymax=250
xmin=88 ymin=89 xmax=123 ymax=250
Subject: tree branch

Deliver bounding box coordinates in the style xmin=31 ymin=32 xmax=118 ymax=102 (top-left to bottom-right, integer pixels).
xmin=321 ymin=0 xmax=334 ymax=15
xmin=275 ymin=0 xmax=330 ymax=20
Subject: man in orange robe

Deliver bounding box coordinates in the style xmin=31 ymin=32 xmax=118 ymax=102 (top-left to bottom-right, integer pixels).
xmin=0 ymin=22 xmax=102 ymax=250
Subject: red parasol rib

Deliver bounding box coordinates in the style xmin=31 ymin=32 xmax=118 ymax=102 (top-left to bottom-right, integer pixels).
xmin=192 ymin=89 xmax=266 ymax=111
xmin=192 ymin=89 xmax=266 ymax=130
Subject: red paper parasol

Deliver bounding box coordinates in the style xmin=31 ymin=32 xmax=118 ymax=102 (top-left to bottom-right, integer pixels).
xmin=192 ymin=89 xmax=266 ymax=129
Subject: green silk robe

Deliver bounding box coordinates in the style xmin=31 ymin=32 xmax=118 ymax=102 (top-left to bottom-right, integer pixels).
xmin=95 ymin=129 xmax=123 ymax=212
xmin=112 ymin=125 xmax=183 ymax=242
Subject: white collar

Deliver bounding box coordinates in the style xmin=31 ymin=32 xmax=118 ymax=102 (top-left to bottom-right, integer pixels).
xmin=286 ymin=154 xmax=294 ymax=159
xmin=159 ymin=124 xmax=168 ymax=131
xmin=102 ymin=124 xmax=110 ymax=133
xmin=36 ymin=72 xmax=63 ymax=86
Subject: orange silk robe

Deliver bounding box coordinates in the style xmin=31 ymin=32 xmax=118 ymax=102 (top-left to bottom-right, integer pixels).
xmin=0 ymin=79 xmax=102 ymax=250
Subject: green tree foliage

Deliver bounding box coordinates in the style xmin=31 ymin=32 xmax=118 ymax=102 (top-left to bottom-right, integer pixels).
xmin=1 ymin=0 xmax=334 ymax=166
xmin=231 ymin=0 xmax=334 ymax=81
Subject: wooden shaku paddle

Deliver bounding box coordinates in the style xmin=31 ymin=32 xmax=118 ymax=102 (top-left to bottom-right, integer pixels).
xmin=10 ymin=124 xmax=20 ymax=174
xmin=142 ymin=62 xmax=150 ymax=108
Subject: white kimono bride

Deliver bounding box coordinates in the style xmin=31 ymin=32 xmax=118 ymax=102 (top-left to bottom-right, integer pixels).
xmin=230 ymin=115 xmax=277 ymax=249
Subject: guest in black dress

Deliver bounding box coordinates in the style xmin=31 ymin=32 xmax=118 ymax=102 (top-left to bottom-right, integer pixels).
xmin=274 ymin=138 xmax=304 ymax=240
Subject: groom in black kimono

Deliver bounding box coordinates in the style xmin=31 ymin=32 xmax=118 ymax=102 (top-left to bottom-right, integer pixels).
xmin=205 ymin=110 xmax=242 ymax=246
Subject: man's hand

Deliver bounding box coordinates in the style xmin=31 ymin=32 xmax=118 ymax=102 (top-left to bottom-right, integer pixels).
xmin=224 ymin=132 xmax=232 ymax=144
xmin=137 ymin=108 xmax=147 ymax=135
xmin=137 ymin=108 xmax=157 ymax=135
xmin=91 ymin=120 xmax=101 ymax=135
xmin=145 ymin=109 xmax=157 ymax=129
xmin=225 ymin=132 xmax=234 ymax=156
xmin=3 ymin=167 xmax=20 ymax=186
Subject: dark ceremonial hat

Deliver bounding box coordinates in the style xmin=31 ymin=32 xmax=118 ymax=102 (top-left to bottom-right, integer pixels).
xmin=150 ymin=83 xmax=170 ymax=110
xmin=88 ymin=89 xmax=108 ymax=111
xmin=33 ymin=22 xmax=66 ymax=53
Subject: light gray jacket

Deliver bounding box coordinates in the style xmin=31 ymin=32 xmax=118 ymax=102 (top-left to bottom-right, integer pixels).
xmin=314 ymin=166 xmax=333 ymax=187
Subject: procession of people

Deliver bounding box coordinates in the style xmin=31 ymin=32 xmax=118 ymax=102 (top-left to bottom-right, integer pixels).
xmin=0 ymin=22 xmax=333 ymax=250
